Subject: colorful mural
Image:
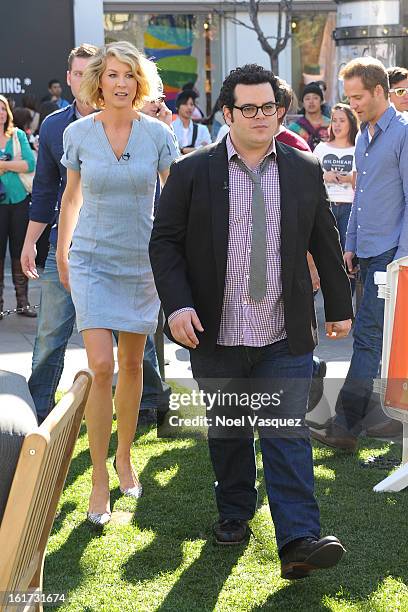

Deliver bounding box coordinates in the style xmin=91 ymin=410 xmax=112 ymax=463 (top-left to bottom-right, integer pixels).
xmin=144 ymin=16 xmax=198 ymax=110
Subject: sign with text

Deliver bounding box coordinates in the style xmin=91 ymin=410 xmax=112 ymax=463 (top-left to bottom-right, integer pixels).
xmin=0 ymin=0 xmax=74 ymax=105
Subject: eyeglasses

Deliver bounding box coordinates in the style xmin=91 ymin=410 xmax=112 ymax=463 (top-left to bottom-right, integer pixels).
xmin=389 ymin=87 xmax=408 ymax=97
xmin=148 ymin=96 xmax=166 ymax=104
xmin=232 ymin=102 xmax=278 ymax=118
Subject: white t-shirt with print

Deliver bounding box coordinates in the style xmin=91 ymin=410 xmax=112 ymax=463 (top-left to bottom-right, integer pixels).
xmin=314 ymin=142 xmax=355 ymax=203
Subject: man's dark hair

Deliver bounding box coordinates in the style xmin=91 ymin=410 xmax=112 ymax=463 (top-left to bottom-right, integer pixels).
xmin=67 ymin=43 xmax=98 ymax=71
xmin=276 ymin=78 xmax=293 ymax=116
xmin=219 ymin=64 xmax=281 ymax=110
xmin=48 ymin=79 xmax=60 ymax=89
xmin=175 ymin=89 xmax=196 ymax=110
xmin=387 ymin=66 xmax=408 ymax=87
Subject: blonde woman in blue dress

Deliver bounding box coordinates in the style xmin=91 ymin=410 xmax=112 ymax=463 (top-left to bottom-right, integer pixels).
xmin=57 ymin=41 xmax=179 ymax=526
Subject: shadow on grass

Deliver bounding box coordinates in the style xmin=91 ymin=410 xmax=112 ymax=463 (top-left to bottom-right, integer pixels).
xmin=122 ymin=436 xmax=250 ymax=610
xmin=256 ymin=439 xmax=408 ymax=611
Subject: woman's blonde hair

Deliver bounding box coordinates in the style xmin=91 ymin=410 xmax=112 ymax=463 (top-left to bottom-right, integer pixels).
xmin=0 ymin=95 xmax=15 ymax=138
xmin=79 ymin=41 xmax=159 ymax=110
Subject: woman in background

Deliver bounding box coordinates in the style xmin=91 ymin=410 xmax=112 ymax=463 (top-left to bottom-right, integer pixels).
xmin=314 ymin=103 xmax=358 ymax=251
xmin=0 ymin=95 xmax=36 ymax=318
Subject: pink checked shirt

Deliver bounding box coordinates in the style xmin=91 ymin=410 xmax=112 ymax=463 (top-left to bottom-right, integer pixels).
xmin=169 ymin=134 xmax=287 ymax=347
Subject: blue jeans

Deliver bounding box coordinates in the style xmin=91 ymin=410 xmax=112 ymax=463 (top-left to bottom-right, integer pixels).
xmin=335 ymin=247 xmax=397 ymax=433
xmin=141 ymin=334 xmax=171 ymax=411
xmin=190 ymin=339 xmax=320 ymax=551
xmin=29 ymin=246 xmax=76 ymax=421
xmin=29 ymin=245 xmax=169 ymax=421
xmin=331 ymin=203 xmax=355 ymax=293
xmin=330 ymin=203 xmax=351 ymax=251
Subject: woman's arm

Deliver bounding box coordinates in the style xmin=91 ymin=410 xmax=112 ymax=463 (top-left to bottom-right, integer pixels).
xmin=56 ymin=168 xmax=82 ymax=290
xmin=0 ymin=159 xmax=30 ymax=173
xmin=158 ymin=168 xmax=170 ymax=187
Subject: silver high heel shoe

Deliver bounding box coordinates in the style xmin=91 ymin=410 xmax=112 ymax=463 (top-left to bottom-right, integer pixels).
xmin=86 ymin=511 xmax=111 ymax=527
xmin=113 ymin=457 xmax=143 ymax=498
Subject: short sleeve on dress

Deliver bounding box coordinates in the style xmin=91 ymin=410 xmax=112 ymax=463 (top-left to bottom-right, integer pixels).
xmin=61 ymin=124 xmax=81 ymax=171
xmin=158 ymin=126 xmax=180 ymax=173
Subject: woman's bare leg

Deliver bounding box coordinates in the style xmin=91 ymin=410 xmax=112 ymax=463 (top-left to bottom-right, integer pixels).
xmin=114 ymin=332 xmax=146 ymax=489
xmin=82 ymin=328 xmax=114 ymax=514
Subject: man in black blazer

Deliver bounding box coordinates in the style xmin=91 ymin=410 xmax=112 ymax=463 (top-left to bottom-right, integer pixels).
xmin=150 ymin=65 xmax=353 ymax=580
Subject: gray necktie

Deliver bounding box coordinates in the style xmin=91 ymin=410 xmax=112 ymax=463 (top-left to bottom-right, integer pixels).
xmin=234 ymin=156 xmax=271 ymax=301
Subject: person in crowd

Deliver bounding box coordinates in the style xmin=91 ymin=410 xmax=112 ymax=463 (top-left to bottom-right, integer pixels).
xmin=274 ymin=78 xmax=327 ymax=410
xmin=288 ymin=82 xmax=330 ymax=150
xmin=202 ymin=97 xmax=225 ymax=140
xmin=275 ymin=78 xmax=311 ymax=151
xmin=387 ymin=67 xmax=408 ymax=116
xmin=314 ymin=103 xmax=358 ymax=250
xmin=139 ymin=78 xmax=175 ymax=420
xmin=311 ymin=57 xmax=408 ymax=450
xmin=42 ymin=79 xmax=70 ymax=109
xmin=172 ymin=90 xmax=211 ymax=154
xmin=21 ymin=44 xmax=98 ymax=422
xmin=140 ymin=82 xmax=172 ymax=127
xmin=0 ymin=95 xmax=36 ymax=319
xmin=315 ymin=80 xmax=331 ymax=117
xmin=12 ymin=108 xmax=38 ymax=152
xmin=182 ymin=82 xmax=205 ymax=120
xmin=150 ymin=63 xmax=353 ymax=579
xmin=38 ymin=100 xmax=59 ymax=131
xmin=56 ymin=41 xmax=179 ymax=527
xmin=22 ymin=94 xmax=40 ymax=135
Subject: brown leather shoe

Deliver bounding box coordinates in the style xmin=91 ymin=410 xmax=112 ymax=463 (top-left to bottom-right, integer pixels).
xmin=310 ymin=420 xmax=358 ymax=452
xmin=365 ymin=419 xmax=402 ymax=438
xmin=213 ymin=519 xmax=250 ymax=545
xmin=280 ymin=536 xmax=346 ymax=580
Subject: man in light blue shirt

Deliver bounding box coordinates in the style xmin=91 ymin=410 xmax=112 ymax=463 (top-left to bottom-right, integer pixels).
xmin=311 ymin=57 xmax=408 ymax=450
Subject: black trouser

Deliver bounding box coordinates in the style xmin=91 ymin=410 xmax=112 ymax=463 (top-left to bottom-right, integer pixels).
xmin=0 ymin=198 xmax=30 ymax=259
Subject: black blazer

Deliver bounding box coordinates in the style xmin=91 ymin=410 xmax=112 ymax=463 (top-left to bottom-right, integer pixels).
xmin=149 ymin=138 xmax=353 ymax=355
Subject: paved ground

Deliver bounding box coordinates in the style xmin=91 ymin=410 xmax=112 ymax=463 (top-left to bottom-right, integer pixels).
xmin=0 ymin=255 xmax=354 ymax=421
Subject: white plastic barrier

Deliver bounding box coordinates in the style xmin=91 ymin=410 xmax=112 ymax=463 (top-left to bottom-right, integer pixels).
xmin=373 ymin=256 xmax=408 ymax=492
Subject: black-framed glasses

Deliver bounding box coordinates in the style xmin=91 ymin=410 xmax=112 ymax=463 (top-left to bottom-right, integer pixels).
xmin=390 ymin=87 xmax=408 ymax=97
xmin=232 ymin=102 xmax=279 ymax=118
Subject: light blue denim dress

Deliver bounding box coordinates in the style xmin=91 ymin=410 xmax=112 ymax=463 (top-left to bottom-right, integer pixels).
xmin=61 ymin=113 xmax=179 ymax=333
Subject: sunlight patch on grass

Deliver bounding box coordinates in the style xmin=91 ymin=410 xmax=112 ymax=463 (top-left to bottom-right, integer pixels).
xmin=154 ymin=464 xmax=180 ymax=487
xmin=314 ymin=464 xmax=336 ymax=480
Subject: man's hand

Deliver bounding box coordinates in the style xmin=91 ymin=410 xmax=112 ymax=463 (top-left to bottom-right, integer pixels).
xmin=343 ymin=251 xmax=358 ymax=275
xmin=156 ymin=101 xmax=173 ymax=126
xmin=56 ymin=254 xmax=70 ymax=292
xmin=169 ymin=310 xmax=204 ymax=348
xmin=325 ymin=320 xmax=352 ymax=339
xmin=307 ymin=252 xmax=320 ymax=291
xmin=21 ymin=240 xmax=39 ymax=280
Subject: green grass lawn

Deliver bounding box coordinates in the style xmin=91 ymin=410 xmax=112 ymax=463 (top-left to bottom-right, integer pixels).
xmin=45 ymin=397 xmax=408 ymax=611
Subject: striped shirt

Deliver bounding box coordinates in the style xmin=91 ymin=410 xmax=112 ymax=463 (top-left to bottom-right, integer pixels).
xmin=217 ymin=135 xmax=286 ymax=346
xmin=169 ymin=134 xmax=287 ymax=347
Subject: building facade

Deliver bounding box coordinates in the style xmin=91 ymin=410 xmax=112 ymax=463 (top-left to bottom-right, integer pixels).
xmin=1 ymin=0 xmax=406 ymax=110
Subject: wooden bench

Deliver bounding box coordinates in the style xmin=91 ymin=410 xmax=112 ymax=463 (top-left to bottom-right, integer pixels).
xmin=0 ymin=370 xmax=93 ymax=611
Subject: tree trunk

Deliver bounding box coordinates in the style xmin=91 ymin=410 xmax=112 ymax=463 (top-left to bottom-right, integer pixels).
xmin=271 ymin=55 xmax=279 ymax=75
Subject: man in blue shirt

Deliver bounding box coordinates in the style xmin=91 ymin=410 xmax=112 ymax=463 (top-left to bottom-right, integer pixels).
xmin=311 ymin=57 xmax=408 ymax=450
xmin=43 ymin=79 xmax=70 ymax=109
xmin=20 ymin=45 xmax=97 ymax=422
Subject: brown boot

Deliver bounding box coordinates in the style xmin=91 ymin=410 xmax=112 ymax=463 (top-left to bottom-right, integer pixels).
xmin=0 ymin=259 xmax=4 ymax=320
xmin=11 ymin=259 xmax=37 ymax=317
